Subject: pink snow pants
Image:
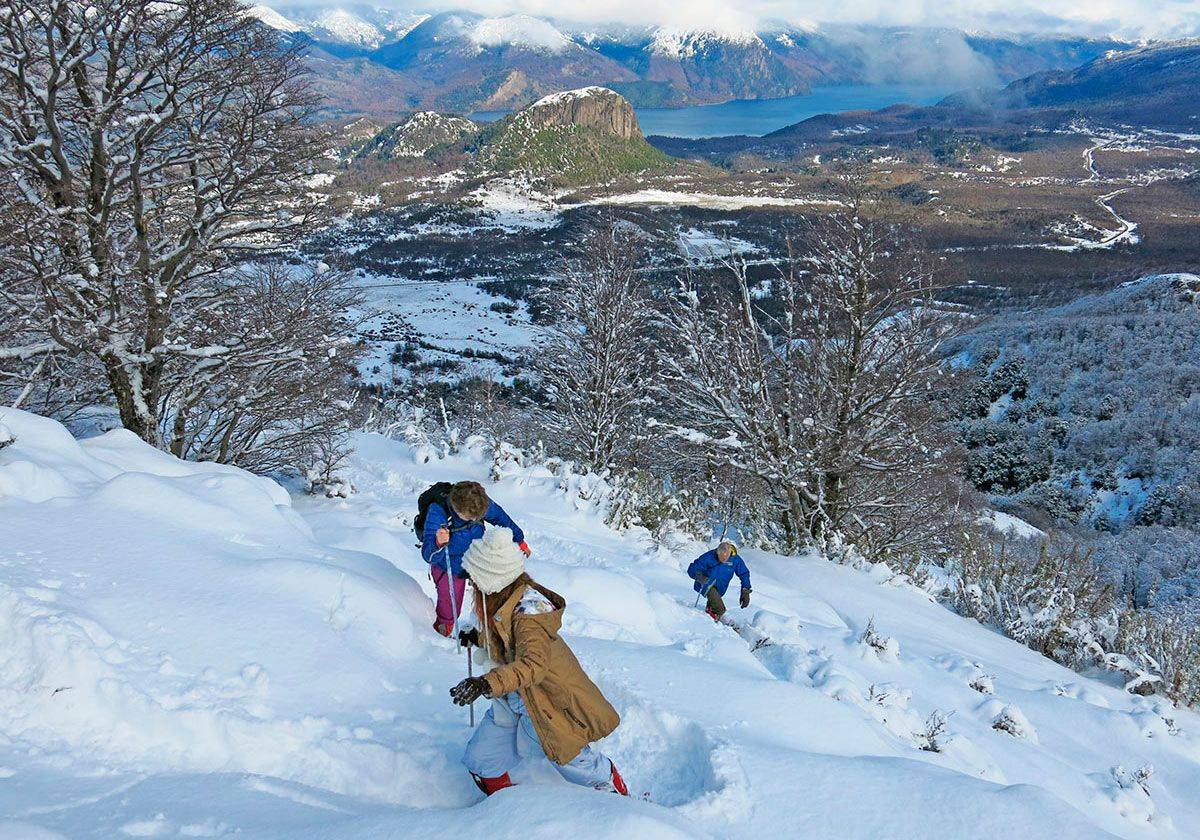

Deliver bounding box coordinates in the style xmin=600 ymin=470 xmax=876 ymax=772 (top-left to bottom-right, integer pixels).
xmin=432 ymin=564 xmax=467 ymax=629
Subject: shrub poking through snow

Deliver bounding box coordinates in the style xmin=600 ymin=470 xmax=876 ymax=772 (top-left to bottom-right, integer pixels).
xmin=992 ymin=705 xmax=1036 ymax=740
xmin=970 ymin=672 xmax=996 ymax=694
xmin=916 ymin=710 xmax=952 ymax=752
xmin=1112 ymin=610 xmax=1200 ymax=707
xmin=860 ymin=617 xmax=900 ymax=660
xmin=0 ymin=422 xmax=13 ymax=450
xmin=305 ymin=426 xmax=356 ymax=498
xmin=1112 ymin=764 xmax=1154 ymax=796
xmin=950 ymin=531 xmax=1200 ymax=707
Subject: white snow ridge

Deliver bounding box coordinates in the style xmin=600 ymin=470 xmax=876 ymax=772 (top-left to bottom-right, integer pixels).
xmin=469 ymin=15 xmax=572 ymax=52
xmin=2 ymin=405 xmax=1200 ymax=837
xmin=245 ymin=5 xmax=301 ymax=34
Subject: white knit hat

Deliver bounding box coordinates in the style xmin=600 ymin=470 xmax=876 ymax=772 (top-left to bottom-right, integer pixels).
xmin=463 ymin=526 xmax=525 ymax=594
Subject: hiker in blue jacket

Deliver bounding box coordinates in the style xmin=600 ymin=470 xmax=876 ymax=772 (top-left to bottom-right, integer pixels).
xmin=687 ymin=540 xmax=751 ymax=621
xmin=422 ymin=480 xmax=529 ymax=637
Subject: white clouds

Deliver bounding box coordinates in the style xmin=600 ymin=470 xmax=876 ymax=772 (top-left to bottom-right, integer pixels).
xmin=268 ymin=1 xmax=1200 ymax=40
xmin=468 ymin=14 xmax=573 ymax=49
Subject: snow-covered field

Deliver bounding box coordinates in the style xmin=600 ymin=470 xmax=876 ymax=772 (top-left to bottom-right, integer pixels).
xmin=354 ymin=274 xmax=540 ymax=385
xmin=2 ymin=406 xmax=1199 ymax=838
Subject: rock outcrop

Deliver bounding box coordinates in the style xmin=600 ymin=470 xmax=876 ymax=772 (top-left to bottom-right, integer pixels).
xmin=475 ymin=87 xmax=670 ymax=184
xmin=518 ymin=87 xmax=643 ymax=140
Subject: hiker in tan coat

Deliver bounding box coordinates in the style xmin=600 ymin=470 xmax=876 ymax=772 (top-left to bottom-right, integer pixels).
xmin=449 ymin=526 xmax=629 ymax=796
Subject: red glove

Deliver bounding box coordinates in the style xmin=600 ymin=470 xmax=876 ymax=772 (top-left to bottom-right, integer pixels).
xmin=519 ymin=540 xmax=531 ymax=558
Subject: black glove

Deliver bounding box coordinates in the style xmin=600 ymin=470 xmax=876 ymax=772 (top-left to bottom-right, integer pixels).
xmin=458 ymin=628 xmax=479 ymax=648
xmin=694 ymin=573 xmax=708 ymax=585
xmin=450 ymin=676 xmax=491 ymax=706
xmin=739 ymin=589 xmax=751 ymax=609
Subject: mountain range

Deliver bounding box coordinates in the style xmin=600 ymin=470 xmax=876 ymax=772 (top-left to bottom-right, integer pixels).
xmin=955 ymin=38 xmax=1200 ymax=131
xmin=248 ymin=5 xmax=1129 ymax=115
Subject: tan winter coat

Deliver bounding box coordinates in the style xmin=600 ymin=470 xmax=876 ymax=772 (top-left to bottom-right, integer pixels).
xmin=480 ymin=579 xmax=620 ymax=765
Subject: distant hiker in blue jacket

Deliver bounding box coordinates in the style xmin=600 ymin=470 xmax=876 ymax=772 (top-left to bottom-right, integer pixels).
xmin=687 ymin=540 xmax=751 ymax=621
xmin=419 ymin=480 xmax=529 ymax=637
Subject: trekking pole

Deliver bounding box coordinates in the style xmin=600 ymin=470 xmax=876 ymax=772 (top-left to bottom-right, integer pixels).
xmin=466 ymin=630 xmax=476 ymax=727
xmin=439 ymin=544 xmax=471 ymax=725
xmin=693 ymin=581 xmax=714 ymax=610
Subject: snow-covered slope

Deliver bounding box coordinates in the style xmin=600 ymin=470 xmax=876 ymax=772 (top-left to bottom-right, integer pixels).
xmin=649 ymin=28 xmax=765 ymax=59
xmin=1 ymin=407 xmax=1199 ymax=838
xmin=311 ymin=9 xmax=384 ymax=48
xmin=246 ymin=4 xmax=302 ymax=34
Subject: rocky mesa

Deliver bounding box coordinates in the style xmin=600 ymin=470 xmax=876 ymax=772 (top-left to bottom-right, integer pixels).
xmin=516 ymin=86 xmax=644 ymax=140
xmin=475 ymin=87 xmax=671 ymax=184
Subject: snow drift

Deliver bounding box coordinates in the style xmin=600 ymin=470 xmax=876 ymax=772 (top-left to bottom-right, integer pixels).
xmin=2 ymin=407 xmax=1199 ymax=838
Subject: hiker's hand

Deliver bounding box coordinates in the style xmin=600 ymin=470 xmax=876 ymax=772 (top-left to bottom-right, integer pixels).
xmin=740 ymin=589 xmax=751 ymax=609
xmin=435 ymin=527 xmax=450 ymax=547
xmin=450 ymin=676 xmax=490 ymax=706
xmin=694 ymin=573 xmax=708 ymax=585
xmin=519 ymin=540 xmax=531 ymax=558
xmin=458 ymin=628 xmax=479 ymax=648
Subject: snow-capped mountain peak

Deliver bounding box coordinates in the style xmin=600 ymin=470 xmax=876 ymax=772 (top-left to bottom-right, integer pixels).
xmin=383 ymin=11 xmax=430 ymax=39
xmin=313 ymin=9 xmax=383 ymax=48
xmin=468 ymin=14 xmax=573 ymax=53
xmin=246 ymin=4 xmax=302 ymax=34
xmin=649 ymin=27 xmax=765 ymax=59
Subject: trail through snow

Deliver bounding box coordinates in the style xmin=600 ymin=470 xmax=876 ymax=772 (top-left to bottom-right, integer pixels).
xmin=1 ymin=409 xmax=1199 ymax=838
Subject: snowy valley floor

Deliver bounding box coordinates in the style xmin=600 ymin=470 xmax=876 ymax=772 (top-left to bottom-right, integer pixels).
xmin=1 ymin=408 xmax=1199 ymax=839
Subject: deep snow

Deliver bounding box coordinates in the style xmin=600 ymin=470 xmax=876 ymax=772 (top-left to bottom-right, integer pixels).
xmin=1 ymin=407 xmax=1198 ymax=838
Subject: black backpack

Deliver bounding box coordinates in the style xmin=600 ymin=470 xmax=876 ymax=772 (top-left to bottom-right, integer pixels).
xmin=414 ymin=482 xmax=454 ymax=542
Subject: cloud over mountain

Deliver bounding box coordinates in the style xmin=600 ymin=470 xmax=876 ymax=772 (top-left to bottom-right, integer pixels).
xmin=266 ymin=0 xmax=1200 ymax=40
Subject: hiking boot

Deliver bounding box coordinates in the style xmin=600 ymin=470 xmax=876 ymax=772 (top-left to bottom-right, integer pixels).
xmin=471 ymin=772 xmax=514 ymax=796
xmin=594 ymin=760 xmax=629 ymax=795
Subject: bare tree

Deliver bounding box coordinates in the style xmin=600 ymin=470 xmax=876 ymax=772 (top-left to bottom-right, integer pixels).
xmin=161 ymin=261 xmax=364 ymax=472
xmin=660 ymin=203 xmax=967 ymax=556
xmin=0 ymin=0 xmax=323 ymax=444
xmin=534 ymin=223 xmax=656 ymax=473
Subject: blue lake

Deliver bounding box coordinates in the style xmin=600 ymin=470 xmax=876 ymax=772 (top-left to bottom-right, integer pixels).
xmin=636 ymin=84 xmax=952 ymax=138
xmin=474 ymin=83 xmax=952 ymax=139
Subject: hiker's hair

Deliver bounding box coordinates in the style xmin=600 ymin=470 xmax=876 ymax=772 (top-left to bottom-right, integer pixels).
xmin=473 ymin=573 xmax=532 ymax=658
xmin=449 ymin=480 xmax=490 ymax=520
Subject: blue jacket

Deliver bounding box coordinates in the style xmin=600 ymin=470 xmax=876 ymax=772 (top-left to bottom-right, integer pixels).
xmin=687 ymin=549 xmax=751 ymax=597
xmin=422 ymin=499 xmax=525 ymax=578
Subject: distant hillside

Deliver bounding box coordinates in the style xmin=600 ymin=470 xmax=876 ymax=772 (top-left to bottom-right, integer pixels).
xmin=474 ymin=87 xmax=672 ymax=183
xmin=591 ymin=28 xmax=811 ymax=106
xmin=973 ymin=40 xmax=1200 ymax=130
xmin=352 ymin=112 xmax=479 ymax=160
xmin=370 ymin=13 xmax=637 ymax=112
xmin=949 ymin=273 xmax=1200 ymax=533
xmin=299 ymin=42 xmax=418 ymax=117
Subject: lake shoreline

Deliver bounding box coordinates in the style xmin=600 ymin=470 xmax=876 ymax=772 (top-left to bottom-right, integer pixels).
xmin=471 ymin=83 xmax=955 ymax=140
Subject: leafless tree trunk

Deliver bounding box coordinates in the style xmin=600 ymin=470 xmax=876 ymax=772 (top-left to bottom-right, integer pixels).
xmin=0 ymin=0 xmax=323 ymax=445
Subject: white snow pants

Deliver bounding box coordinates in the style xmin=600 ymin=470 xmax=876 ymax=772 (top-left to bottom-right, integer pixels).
xmin=463 ymin=696 xmax=613 ymax=788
